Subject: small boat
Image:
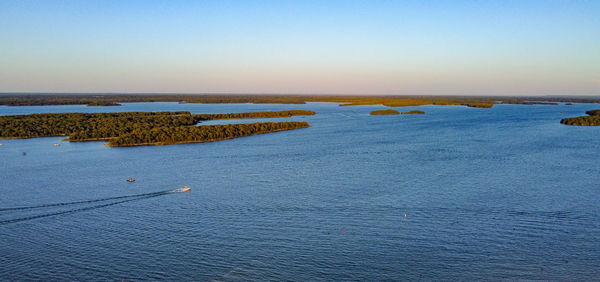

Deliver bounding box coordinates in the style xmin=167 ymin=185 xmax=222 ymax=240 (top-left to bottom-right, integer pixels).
xmin=127 ymin=178 xmax=135 ymax=182
xmin=182 ymin=186 xmax=191 ymax=192
xmin=54 ymin=143 xmax=60 ymax=146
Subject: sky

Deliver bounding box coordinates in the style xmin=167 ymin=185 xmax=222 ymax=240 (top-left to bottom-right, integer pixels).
xmin=0 ymin=0 xmax=598 ymax=95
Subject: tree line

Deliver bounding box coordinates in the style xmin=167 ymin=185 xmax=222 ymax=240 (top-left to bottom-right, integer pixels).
xmin=560 ymin=109 xmax=600 ymax=126
xmin=107 ymin=122 xmax=309 ymax=146
xmin=0 ymin=112 xmax=196 ymax=140
xmin=370 ymin=109 xmax=400 ymax=115
xmin=3 ymin=94 xmax=600 ymax=108
xmin=0 ymin=110 xmax=313 ymax=144
xmin=193 ymin=110 xmax=314 ymax=120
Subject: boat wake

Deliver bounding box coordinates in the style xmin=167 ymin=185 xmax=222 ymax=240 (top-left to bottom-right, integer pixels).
xmin=0 ymin=187 xmax=190 ymax=225
xmin=0 ymin=189 xmax=177 ymax=212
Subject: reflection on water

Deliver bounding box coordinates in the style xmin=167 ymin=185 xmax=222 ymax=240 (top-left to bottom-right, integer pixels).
xmin=1 ymin=102 xmax=599 ymax=280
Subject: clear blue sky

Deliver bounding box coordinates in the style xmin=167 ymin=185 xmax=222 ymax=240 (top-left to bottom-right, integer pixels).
xmin=1 ymin=0 xmax=598 ymax=95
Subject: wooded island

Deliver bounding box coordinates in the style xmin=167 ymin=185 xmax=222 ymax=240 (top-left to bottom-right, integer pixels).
xmin=194 ymin=110 xmax=314 ymax=120
xmin=0 ymin=110 xmax=313 ymax=146
xmin=369 ymin=109 xmax=425 ymax=115
xmin=561 ymin=109 xmax=600 ymax=126
xmin=370 ymin=109 xmax=400 ymax=115
xmin=108 ymin=122 xmax=309 ymax=146
xmin=400 ymin=110 xmax=425 ymax=114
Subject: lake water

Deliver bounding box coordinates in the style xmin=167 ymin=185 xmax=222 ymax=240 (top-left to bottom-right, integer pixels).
xmin=1 ymin=102 xmax=599 ymax=280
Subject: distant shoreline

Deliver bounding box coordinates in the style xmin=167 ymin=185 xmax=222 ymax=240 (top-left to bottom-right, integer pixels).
xmin=1 ymin=94 xmax=599 ymax=108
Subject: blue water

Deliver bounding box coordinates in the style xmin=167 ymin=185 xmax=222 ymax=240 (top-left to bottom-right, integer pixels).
xmin=1 ymin=102 xmax=599 ymax=280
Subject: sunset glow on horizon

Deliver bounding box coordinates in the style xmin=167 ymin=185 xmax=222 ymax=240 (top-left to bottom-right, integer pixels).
xmin=1 ymin=0 xmax=598 ymax=95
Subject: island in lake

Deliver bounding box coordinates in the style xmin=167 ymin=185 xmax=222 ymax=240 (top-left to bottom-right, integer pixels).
xmin=400 ymin=110 xmax=425 ymax=114
xmin=0 ymin=110 xmax=313 ymax=146
xmin=560 ymin=109 xmax=600 ymax=126
xmin=370 ymin=109 xmax=400 ymax=115
xmin=370 ymin=109 xmax=425 ymax=115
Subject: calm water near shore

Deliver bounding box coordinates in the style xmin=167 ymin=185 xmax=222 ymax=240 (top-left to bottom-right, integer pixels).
xmin=1 ymin=102 xmax=599 ymax=280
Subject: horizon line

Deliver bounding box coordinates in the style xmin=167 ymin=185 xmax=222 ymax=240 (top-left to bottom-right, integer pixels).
xmin=1 ymin=92 xmax=599 ymax=98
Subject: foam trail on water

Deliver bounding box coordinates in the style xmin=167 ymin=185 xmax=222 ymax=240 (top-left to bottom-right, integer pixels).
xmin=170 ymin=188 xmax=190 ymax=193
xmin=0 ymin=193 xmax=167 ymax=225
xmin=0 ymin=189 xmax=177 ymax=212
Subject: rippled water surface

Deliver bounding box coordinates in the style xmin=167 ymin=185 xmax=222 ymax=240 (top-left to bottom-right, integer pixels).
xmin=1 ymin=102 xmax=599 ymax=280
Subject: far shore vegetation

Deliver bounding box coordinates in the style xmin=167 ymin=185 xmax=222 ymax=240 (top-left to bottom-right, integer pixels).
xmin=370 ymin=109 xmax=425 ymax=115
xmin=370 ymin=109 xmax=400 ymax=115
xmin=2 ymin=94 xmax=599 ymax=108
xmin=86 ymin=101 xmax=121 ymax=106
xmin=400 ymin=110 xmax=425 ymax=114
xmin=194 ymin=110 xmax=314 ymax=120
xmin=560 ymin=109 xmax=600 ymax=126
xmin=0 ymin=111 xmax=312 ymax=146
